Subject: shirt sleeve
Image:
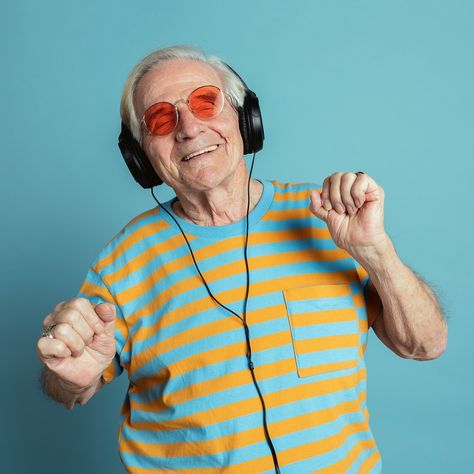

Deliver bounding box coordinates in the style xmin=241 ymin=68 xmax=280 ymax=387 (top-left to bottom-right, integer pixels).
xmin=356 ymin=264 xmax=382 ymax=328
xmin=77 ymin=266 xmax=128 ymax=384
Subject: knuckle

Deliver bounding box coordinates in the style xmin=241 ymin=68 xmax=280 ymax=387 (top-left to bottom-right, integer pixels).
xmin=42 ymin=313 xmax=53 ymax=328
xmin=67 ymin=297 xmax=89 ymax=311
xmin=68 ymin=309 xmax=83 ymax=325
xmin=54 ymin=301 xmax=65 ymax=312
xmin=54 ymin=323 xmax=70 ymax=338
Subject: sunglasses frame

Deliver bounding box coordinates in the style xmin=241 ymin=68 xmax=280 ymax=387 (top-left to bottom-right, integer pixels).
xmin=141 ymin=85 xmax=226 ymax=137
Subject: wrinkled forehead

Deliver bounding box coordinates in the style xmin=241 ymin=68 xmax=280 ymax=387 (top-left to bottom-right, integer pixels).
xmin=134 ymin=59 xmax=224 ymax=116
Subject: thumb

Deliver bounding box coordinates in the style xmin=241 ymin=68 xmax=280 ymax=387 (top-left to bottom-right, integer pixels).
xmin=94 ymin=303 xmax=116 ymax=336
xmin=309 ymin=189 xmax=328 ymax=223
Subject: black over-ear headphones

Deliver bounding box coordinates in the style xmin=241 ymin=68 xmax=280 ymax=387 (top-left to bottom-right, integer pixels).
xmin=118 ymin=63 xmax=264 ymax=188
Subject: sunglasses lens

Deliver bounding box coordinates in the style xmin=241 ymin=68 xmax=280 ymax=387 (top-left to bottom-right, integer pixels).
xmin=143 ymin=86 xmax=224 ymax=136
xmin=144 ymin=102 xmax=177 ymax=136
xmin=189 ymin=86 xmax=224 ymax=119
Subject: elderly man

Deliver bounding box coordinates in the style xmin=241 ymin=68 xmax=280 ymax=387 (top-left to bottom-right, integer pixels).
xmin=37 ymin=45 xmax=447 ymax=473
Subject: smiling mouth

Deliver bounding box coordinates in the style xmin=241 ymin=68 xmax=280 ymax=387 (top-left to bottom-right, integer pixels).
xmin=182 ymin=144 xmax=219 ymax=161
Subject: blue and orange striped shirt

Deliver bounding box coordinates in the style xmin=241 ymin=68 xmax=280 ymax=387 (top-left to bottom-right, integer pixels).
xmin=79 ymin=180 xmax=382 ymax=473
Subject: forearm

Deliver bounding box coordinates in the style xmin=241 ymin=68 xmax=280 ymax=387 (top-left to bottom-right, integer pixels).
xmin=351 ymin=236 xmax=447 ymax=359
xmin=40 ymin=367 xmax=103 ymax=410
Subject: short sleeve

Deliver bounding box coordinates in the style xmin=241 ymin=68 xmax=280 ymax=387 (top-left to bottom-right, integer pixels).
xmin=77 ymin=266 xmax=128 ymax=383
xmin=356 ymin=264 xmax=382 ymax=328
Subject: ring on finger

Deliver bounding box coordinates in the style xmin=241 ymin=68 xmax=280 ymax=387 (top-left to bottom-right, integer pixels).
xmin=41 ymin=324 xmax=57 ymax=339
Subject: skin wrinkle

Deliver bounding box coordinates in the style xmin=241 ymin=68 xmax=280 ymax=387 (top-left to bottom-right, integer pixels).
xmin=134 ymin=59 xmax=263 ymax=226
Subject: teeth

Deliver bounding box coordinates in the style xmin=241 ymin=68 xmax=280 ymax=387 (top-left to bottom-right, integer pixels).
xmin=183 ymin=145 xmax=218 ymax=161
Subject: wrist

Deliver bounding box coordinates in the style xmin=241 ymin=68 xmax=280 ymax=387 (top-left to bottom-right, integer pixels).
xmin=56 ymin=373 xmax=102 ymax=395
xmin=348 ymin=234 xmax=399 ymax=275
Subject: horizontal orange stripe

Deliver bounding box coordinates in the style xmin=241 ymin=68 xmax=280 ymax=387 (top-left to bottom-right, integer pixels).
xmin=124 ymin=390 xmax=371 ymax=474
xmin=79 ymin=280 xmax=113 ymax=302
xmin=272 ymin=181 xmax=313 ymax=190
xmin=132 ymin=330 xmax=294 ymax=402
xmin=294 ymin=334 xmax=360 ymax=353
xmin=356 ymin=264 xmax=369 ymax=282
xmin=129 ymin=269 xmax=360 ymax=374
xmin=263 ymin=208 xmax=314 ymax=221
xmin=94 ymin=208 xmax=167 ymax=270
xmin=103 ymin=226 xmax=334 ymax=290
xmin=353 ymin=293 xmax=365 ymax=307
xmin=79 ymin=282 xmax=129 ymax=342
xmin=102 ymin=361 xmax=119 ymax=383
xmin=105 ymin=234 xmax=195 ymax=286
xmin=278 ymin=421 xmax=370 ymax=470
xmin=120 ymin=399 xmax=364 ymax=458
xmin=132 ymin=305 xmax=288 ymax=394
xmin=299 ymin=359 xmax=358 ymax=377
xmin=360 ymin=449 xmax=381 ymax=473
xmin=116 ymin=245 xmax=348 ymax=312
xmin=132 ymin=357 xmax=299 ymax=412
xmin=289 ymin=308 xmax=358 ymax=327
xmin=312 ymin=438 xmax=377 ymax=473
xmin=128 ymin=368 xmax=366 ymax=429
xmin=273 ymin=188 xmax=315 ymax=201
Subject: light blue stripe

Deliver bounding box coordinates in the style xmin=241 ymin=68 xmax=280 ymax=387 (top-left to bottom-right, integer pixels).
xmin=120 ymin=415 xmax=372 ymax=471
xmin=119 ymin=436 xmax=271 ymax=470
xmin=297 ymin=347 xmax=359 ymax=369
xmin=292 ymin=320 xmax=358 ymax=338
xmin=347 ymin=447 xmax=380 ymax=474
xmin=123 ymin=376 xmax=368 ymax=445
xmin=130 ymin=360 xmax=364 ymax=425
xmin=287 ymin=295 xmax=354 ymax=313
xmin=263 ymin=430 xmax=375 ymax=474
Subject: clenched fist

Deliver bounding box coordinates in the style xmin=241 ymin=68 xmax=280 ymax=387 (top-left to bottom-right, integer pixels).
xmin=37 ymin=298 xmax=116 ymax=391
xmin=309 ymin=171 xmax=388 ymax=255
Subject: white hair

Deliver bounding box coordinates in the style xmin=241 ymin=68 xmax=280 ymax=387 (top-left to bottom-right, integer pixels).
xmin=120 ymin=45 xmax=247 ymax=142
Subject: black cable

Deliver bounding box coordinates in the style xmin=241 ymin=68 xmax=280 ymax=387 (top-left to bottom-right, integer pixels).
xmin=150 ymin=155 xmax=280 ymax=473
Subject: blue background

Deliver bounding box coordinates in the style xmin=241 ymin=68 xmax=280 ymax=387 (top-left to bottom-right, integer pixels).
xmin=1 ymin=1 xmax=472 ymax=472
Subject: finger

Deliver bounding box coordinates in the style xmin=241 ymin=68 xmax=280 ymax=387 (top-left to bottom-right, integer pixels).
xmin=42 ymin=301 xmax=67 ymax=329
xmin=42 ymin=313 xmax=55 ymax=329
xmin=63 ymin=298 xmax=107 ymax=336
xmin=321 ymin=177 xmax=333 ymax=211
xmin=340 ymin=173 xmax=358 ymax=216
xmin=309 ymin=189 xmax=329 ymax=222
xmin=49 ymin=323 xmax=86 ymax=357
xmin=54 ymin=301 xmax=66 ymax=312
xmin=94 ymin=303 xmax=116 ymax=339
xmin=37 ymin=336 xmax=72 ymax=361
xmin=54 ymin=308 xmax=95 ymax=346
xmin=329 ymin=173 xmax=346 ymax=214
xmin=351 ymin=173 xmax=372 ymax=207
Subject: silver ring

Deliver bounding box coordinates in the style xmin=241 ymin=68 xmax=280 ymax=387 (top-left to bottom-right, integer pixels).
xmin=41 ymin=324 xmax=57 ymax=339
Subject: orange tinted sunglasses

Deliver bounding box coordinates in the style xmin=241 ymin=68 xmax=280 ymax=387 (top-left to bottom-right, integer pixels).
xmin=142 ymin=85 xmax=225 ymax=136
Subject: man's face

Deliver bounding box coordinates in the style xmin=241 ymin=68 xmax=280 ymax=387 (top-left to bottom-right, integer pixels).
xmin=134 ymin=59 xmax=244 ymax=195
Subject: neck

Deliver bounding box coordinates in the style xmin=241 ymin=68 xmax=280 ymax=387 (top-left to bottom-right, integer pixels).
xmin=172 ymin=177 xmax=263 ymax=226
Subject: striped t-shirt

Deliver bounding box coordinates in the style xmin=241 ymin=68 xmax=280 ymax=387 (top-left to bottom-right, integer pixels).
xmin=79 ymin=180 xmax=382 ymax=473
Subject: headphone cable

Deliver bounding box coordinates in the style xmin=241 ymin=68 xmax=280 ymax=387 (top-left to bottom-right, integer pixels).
xmin=150 ymin=154 xmax=281 ymax=473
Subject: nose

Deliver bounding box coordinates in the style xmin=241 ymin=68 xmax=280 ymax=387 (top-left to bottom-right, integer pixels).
xmin=175 ymin=102 xmax=204 ymax=141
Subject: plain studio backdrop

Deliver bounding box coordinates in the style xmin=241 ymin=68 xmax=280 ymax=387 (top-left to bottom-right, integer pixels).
xmin=1 ymin=1 xmax=472 ymax=473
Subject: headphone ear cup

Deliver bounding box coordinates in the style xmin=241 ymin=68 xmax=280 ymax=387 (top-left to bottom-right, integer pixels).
xmin=238 ymin=106 xmax=251 ymax=155
xmin=118 ymin=124 xmax=163 ymax=188
xmin=239 ymin=90 xmax=264 ymax=155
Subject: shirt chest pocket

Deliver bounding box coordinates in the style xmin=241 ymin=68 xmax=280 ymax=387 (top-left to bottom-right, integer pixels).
xmin=283 ymin=284 xmax=361 ymax=378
